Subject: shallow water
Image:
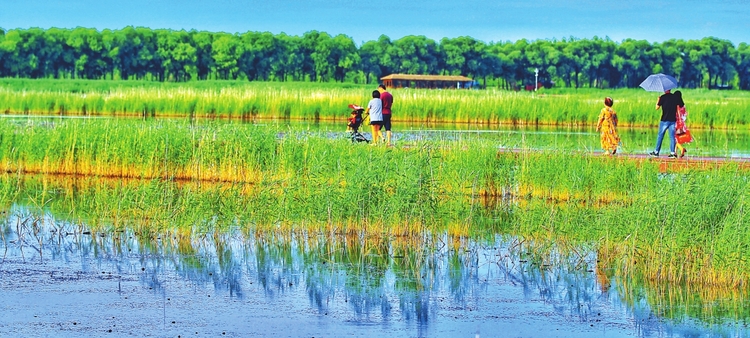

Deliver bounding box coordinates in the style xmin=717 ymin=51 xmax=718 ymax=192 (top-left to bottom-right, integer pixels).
xmin=2 ymin=208 xmax=748 ymax=337
xmin=4 ymin=114 xmax=747 ymax=158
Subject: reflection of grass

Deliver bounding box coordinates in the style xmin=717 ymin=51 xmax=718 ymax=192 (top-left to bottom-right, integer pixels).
xmin=3 ymin=79 xmax=750 ymax=128
xmin=616 ymin=271 xmax=750 ymax=326
xmin=5 ymin=201 xmax=750 ymax=328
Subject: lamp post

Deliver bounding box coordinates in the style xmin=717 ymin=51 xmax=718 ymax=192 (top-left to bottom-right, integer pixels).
xmin=534 ymin=68 xmax=539 ymax=92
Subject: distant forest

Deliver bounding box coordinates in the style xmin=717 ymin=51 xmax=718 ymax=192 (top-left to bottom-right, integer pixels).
xmin=1 ymin=27 xmax=749 ymax=90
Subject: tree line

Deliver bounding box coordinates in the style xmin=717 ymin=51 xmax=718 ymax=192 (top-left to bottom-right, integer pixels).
xmin=1 ymin=26 xmax=749 ymax=90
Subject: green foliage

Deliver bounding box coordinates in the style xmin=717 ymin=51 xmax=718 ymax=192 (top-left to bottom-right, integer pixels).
xmin=0 ymin=27 xmax=748 ymax=89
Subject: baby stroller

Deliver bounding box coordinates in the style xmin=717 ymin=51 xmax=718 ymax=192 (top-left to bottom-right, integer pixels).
xmin=347 ymin=104 xmax=369 ymax=143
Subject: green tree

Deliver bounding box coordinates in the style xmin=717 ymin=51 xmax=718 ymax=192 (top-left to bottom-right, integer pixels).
xmin=239 ymin=31 xmax=289 ymax=81
xmin=613 ymin=39 xmax=659 ymax=88
xmin=390 ymin=35 xmax=440 ymax=75
xmin=0 ymin=29 xmax=5 ymax=77
xmin=273 ymin=33 xmax=301 ymax=81
xmin=66 ymin=27 xmax=114 ymax=79
xmin=307 ymin=31 xmax=338 ymax=82
xmin=359 ymin=35 xmax=395 ymax=83
xmin=130 ymin=27 xmax=161 ymax=80
xmin=301 ymin=31 xmax=358 ymax=82
xmin=487 ymin=40 xmax=528 ymax=90
xmin=737 ymin=43 xmax=750 ymax=90
xmin=585 ymin=37 xmax=617 ymax=88
xmin=525 ymin=39 xmax=558 ymax=86
xmin=0 ymin=29 xmax=39 ymax=77
xmin=330 ymin=34 xmax=360 ymax=82
xmin=212 ymin=33 xmax=242 ymax=80
xmin=299 ymin=31 xmax=322 ymax=81
xmin=440 ymin=36 xmax=498 ymax=86
xmin=701 ymin=37 xmax=737 ymax=87
xmin=157 ymin=29 xmax=197 ymax=81
xmin=191 ymin=30 xmax=214 ymax=80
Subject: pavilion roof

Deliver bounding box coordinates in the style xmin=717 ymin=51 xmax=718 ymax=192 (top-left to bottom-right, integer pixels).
xmin=380 ymin=74 xmax=473 ymax=81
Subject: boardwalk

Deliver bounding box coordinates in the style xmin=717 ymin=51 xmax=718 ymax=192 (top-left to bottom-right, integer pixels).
xmin=491 ymin=146 xmax=750 ymax=173
xmin=603 ymin=152 xmax=750 ymax=172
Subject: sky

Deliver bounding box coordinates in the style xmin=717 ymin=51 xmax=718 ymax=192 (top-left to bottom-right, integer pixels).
xmin=1 ymin=0 xmax=749 ymax=46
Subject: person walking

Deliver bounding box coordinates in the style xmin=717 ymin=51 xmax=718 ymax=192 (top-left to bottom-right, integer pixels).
xmin=649 ymin=89 xmax=684 ymax=158
xmin=377 ymin=84 xmax=393 ymax=147
xmin=673 ymin=90 xmax=692 ymax=158
xmin=596 ymin=97 xmax=620 ymax=155
xmin=365 ymin=90 xmax=383 ymax=145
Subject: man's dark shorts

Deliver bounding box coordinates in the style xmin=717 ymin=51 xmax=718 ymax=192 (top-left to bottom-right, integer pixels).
xmin=381 ymin=114 xmax=391 ymax=131
xmin=370 ymin=121 xmax=383 ymax=126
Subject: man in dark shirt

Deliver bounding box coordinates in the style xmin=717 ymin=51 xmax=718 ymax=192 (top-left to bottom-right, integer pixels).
xmin=377 ymin=84 xmax=394 ymax=147
xmin=649 ymin=89 xmax=684 ymax=158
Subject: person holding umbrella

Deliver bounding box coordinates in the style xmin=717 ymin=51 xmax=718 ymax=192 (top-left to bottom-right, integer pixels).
xmin=640 ymin=74 xmax=683 ymax=158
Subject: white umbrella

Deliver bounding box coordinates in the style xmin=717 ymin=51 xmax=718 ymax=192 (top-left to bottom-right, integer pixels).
xmin=639 ymin=73 xmax=678 ymax=92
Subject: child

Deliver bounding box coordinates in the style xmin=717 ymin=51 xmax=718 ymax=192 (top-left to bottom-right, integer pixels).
xmin=346 ymin=111 xmax=358 ymax=131
xmin=596 ymin=97 xmax=620 ymax=155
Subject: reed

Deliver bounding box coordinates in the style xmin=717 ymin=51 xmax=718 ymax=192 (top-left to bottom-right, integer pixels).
xmin=2 ymin=79 xmax=750 ymax=128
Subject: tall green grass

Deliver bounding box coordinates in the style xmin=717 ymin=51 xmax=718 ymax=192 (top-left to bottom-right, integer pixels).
xmin=2 ymin=79 xmax=750 ymax=128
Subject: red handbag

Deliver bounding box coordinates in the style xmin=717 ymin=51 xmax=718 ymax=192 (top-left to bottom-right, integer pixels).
xmin=676 ymin=130 xmax=693 ymax=144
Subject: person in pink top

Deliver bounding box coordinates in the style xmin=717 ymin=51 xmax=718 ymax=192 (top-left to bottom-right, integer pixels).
xmin=673 ymin=90 xmax=692 ymax=157
xmin=377 ymin=84 xmax=394 ymax=146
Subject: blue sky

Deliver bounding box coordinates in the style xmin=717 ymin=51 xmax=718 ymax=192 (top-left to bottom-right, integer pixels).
xmin=1 ymin=0 xmax=748 ymax=46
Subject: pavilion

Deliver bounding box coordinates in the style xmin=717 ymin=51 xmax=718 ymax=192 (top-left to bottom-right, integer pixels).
xmin=380 ymin=74 xmax=475 ymax=89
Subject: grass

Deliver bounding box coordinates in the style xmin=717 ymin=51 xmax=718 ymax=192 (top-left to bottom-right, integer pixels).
xmin=0 ymin=117 xmax=749 ymax=287
xmin=2 ymin=78 xmax=750 ymax=128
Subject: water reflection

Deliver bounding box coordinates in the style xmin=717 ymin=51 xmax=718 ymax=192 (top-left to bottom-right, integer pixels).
xmin=2 ymin=208 xmax=747 ymax=336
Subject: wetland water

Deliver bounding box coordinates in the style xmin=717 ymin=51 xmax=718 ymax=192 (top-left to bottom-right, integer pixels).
xmin=1 ymin=117 xmax=749 ymax=337
xmin=3 ymin=206 xmax=747 ymax=338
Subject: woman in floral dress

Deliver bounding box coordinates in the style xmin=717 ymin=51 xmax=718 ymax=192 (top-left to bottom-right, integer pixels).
xmin=674 ymin=90 xmax=692 ymax=158
xmin=596 ymin=97 xmax=620 ymax=155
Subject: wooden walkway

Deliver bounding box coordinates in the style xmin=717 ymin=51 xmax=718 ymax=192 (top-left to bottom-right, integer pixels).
xmin=577 ymin=151 xmax=750 ymax=172
xmin=630 ymin=153 xmax=750 ymax=172
xmin=494 ymin=147 xmax=750 ymax=172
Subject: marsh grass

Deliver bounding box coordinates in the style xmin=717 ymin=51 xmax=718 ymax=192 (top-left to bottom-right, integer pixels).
xmin=2 ymin=79 xmax=750 ymax=128
xmin=0 ymin=116 xmax=749 ymax=293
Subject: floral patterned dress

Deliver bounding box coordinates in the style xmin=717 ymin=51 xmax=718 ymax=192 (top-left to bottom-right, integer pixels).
xmin=597 ymin=106 xmax=620 ymax=153
xmin=675 ymin=106 xmax=693 ymax=144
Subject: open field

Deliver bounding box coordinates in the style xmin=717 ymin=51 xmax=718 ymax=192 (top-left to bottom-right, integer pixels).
xmin=2 ymin=79 xmax=750 ymax=128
